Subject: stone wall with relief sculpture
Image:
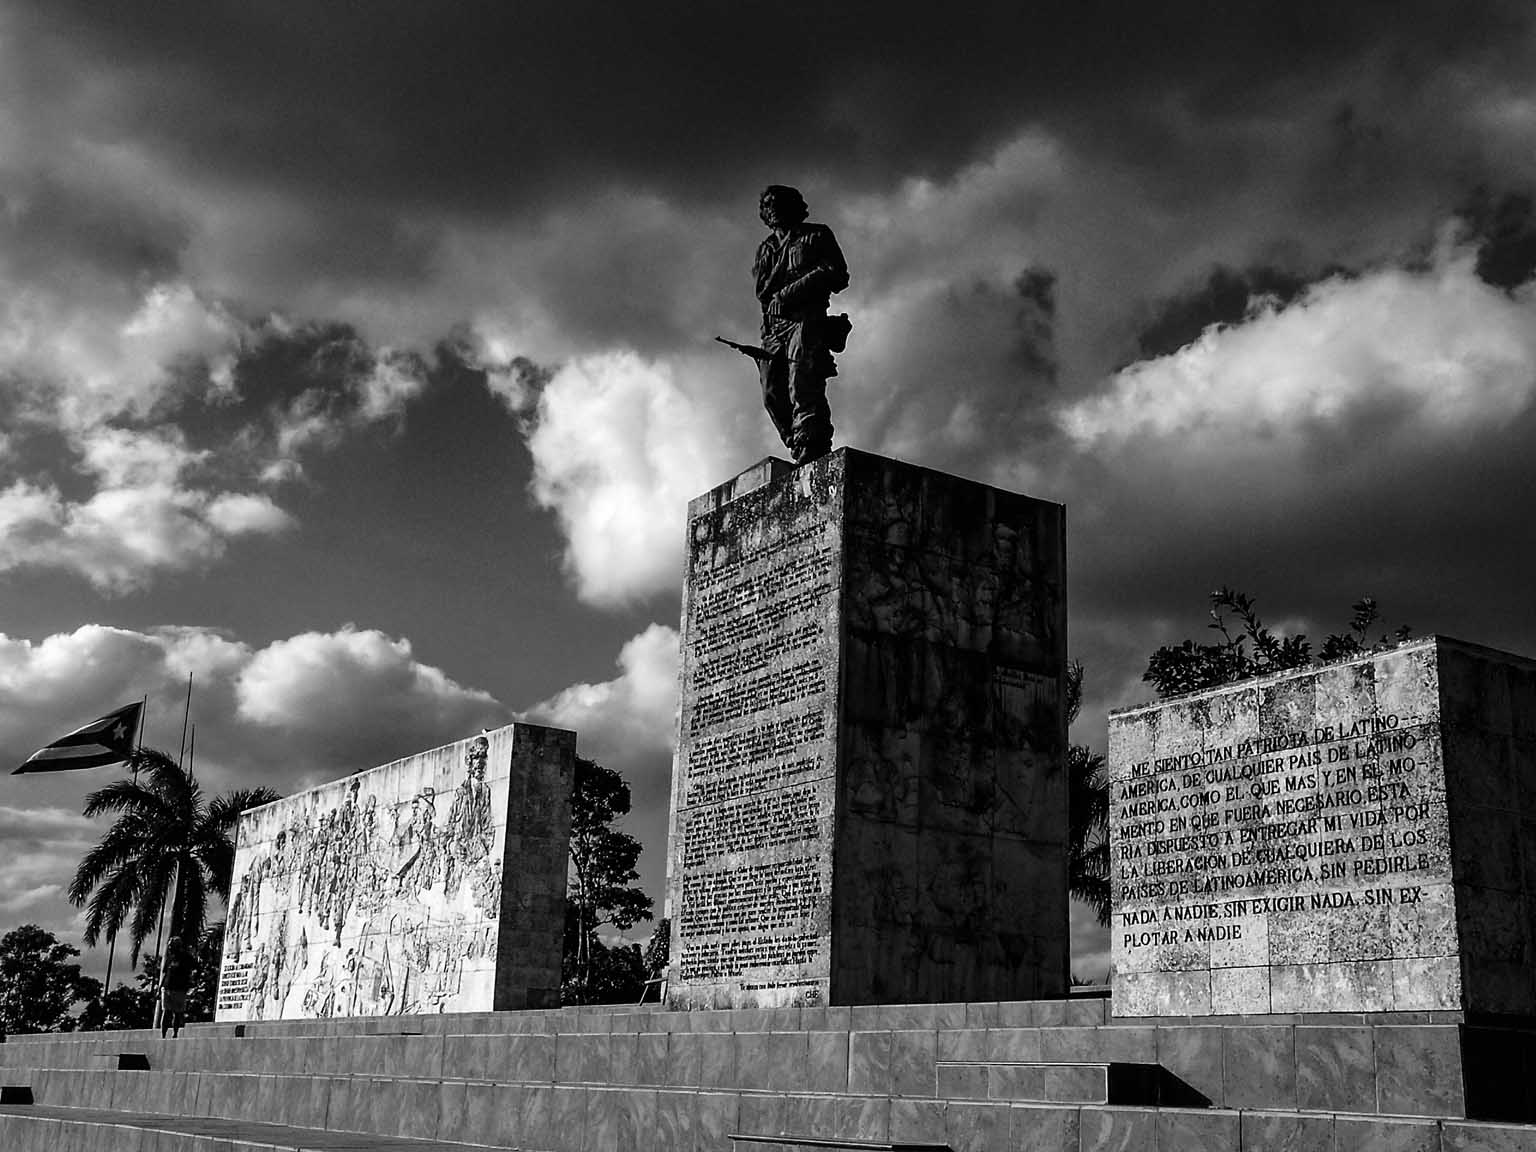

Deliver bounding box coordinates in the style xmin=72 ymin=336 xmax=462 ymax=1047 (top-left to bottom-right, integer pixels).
xmin=1108 ymin=636 xmax=1536 ymax=1017
xmin=665 ymin=448 xmax=1069 ymax=1009
xmin=216 ymin=722 xmax=575 ymax=1021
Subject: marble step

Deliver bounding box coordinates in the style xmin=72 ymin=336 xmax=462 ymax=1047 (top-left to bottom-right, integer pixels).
xmin=730 ymin=1136 xmax=948 ymax=1151
xmin=7 ymin=1021 xmax=1532 ymax=1123
xmin=933 ymin=1060 xmax=1210 ymax=1108
xmin=11 ymin=1014 xmax=1528 ymax=1124
xmin=8 ymin=1096 xmax=1536 ymax=1152
xmin=0 ymin=1102 xmax=493 ymax=1151
xmin=0 ymin=995 xmax=1114 ymax=1048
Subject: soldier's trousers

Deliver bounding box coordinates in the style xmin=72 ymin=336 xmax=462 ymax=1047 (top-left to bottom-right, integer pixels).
xmin=760 ymin=351 xmax=833 ymax=464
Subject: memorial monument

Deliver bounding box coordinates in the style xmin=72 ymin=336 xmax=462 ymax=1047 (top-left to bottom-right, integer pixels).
xmin=1108 ymin=635 xmax=1536 ymax=1017
xmin=215 ymin=721 xmax=574 ymax=1021
xmin=664 ymin=448 xmax=1070 ymax=1009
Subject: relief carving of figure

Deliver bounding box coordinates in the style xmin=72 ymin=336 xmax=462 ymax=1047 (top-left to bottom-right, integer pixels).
xmin=303 ymin=950 xmax=336 ymax=1019
xmin=270 ymin=829 xmax=290 ymax=894
xmin=340 ymin=946 xmax=362 ymax=1017
xmin=271 ymin=909 xmax=292 ymax=1008
xmin=471 ymin=855 xmax=503 ymax=919
xmin=227 ymin=865 xmax=260 ymax=959
xmin=392 ymin=788 xmax=439 ymax=894
xmin=445 ymin=736 xmax=494 ymax=894
xmin=360 ymin=794 xmax=378 ymax=856
xmin=248 ymin=942 xmax=271 ymax=1021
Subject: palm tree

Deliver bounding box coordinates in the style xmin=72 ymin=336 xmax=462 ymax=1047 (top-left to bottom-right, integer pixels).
xmin=1066 ymin=662 xmax=1110 ymax=925
xmin=68 ymin=748 xmax=280 ymax=964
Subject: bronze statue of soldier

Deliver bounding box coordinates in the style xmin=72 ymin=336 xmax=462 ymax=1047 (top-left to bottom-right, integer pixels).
xmin=721 ymin=185 xmax=850 ymax=465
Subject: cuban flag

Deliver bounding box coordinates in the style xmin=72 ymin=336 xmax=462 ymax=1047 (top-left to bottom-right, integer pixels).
xmin=13 ymin=701 xmax=143 ymax=774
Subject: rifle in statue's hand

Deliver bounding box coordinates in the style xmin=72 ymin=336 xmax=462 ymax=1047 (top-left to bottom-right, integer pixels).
xmin=714 ymin=335 xmax=773 ymax=362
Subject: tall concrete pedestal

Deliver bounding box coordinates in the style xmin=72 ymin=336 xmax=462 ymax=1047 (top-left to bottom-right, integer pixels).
xmin=665 ymin=448 xmax=1069 ymax=1009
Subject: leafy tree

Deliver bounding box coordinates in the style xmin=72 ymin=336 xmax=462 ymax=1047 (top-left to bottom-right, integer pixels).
xmin=78 ymin=971 xmax=157 ymax=1031
xmin=83 ymin=933 xmax=227 ymax=1031
xmin=563 ymin=757 xmax=654 ymax=1004
xmin=1065 ymin=662 xmax=1110 ymax=926
xmin=67 ymin=747 xmax=280 ymax=964
xmin=1143 ymin=588 xmax=1411 ymax=699
xmin=622 ymin=917 xmax=671 ymax=1004
xmin=0 ymin=925 xmax=101 ymax=1033
xmin=641 ymin=918 xmax=670 ymax=990
xmin=562 ymin=929 xmax=648 ymax=1004
xmin=1316 ymin=597 xmax=1406 ymax=662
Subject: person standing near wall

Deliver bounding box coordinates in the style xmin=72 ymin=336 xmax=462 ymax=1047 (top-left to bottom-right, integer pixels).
xmin=159 ymin=937 xmax=191 ymax=1038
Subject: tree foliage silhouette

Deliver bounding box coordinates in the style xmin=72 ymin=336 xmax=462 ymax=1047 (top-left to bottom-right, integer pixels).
xmin=1066 ymin=662 xmax=1110 ymax=926
xmin=1143 ymin=589 xmax=1411 ymax=698
xmin=0 ymin=925 xmax=100 ymax=1034
xmin=563 ymin=756 xmax=654 ymax=1004
xmin=68 ymin=747 xmax=280 ymax=964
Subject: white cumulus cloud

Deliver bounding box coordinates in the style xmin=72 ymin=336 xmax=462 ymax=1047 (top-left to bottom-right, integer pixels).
xmin=3 ymin=282 xmax=244 ymax=429
xmin=0 ymin=460 xmax=291 ymax=594
xmin=235 ymin=625 xmax=508 ymax=772
xmin=523 ymin=622 xmax=681 ymax=914
xmin=264 ymin=344 xmax=430 ymax=480
xmin=0 ymin=622 xmax=509 ymax=790
xmin=524 ymin=623 xmax=679 ymax=762
xmin=1060 ymin=244 xmax=1536 ymax=450
xmin=0 ymin=625 xmax=171 ymax=727
xmin=0 ymin=277 xmax=304 ymax=589
xmin=519 ymin=352 xmax=746 ymax=606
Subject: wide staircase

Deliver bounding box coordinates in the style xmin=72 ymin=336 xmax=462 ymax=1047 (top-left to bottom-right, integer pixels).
xmin=3 ymin=995 xmax=1535 ymax=1150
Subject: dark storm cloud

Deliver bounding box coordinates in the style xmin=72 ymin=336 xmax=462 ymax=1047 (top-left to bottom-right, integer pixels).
xmin=0 ymin=172 xmax=187 ymax=284
xmin=1133 ymin=265 xmax=1319 ymax=362
xmin=16 ymin=0 xmax=1533 ymax=215
xmin=7 ymin=0 xmax=1536 ymax=631
xmin=1130 ymin=188 xmax=1536 ymax=363
xmin=1462 ymin=189 xmax=1536 ymax=291
xmin=6 ymin=0 xmax=1533 ymax=382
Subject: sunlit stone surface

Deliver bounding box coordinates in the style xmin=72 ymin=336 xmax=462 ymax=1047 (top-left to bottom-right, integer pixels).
xmin=216 ymin=722 xmax=574 ymax=1021
xmin=665 ymin=448 xmax=1069 ymax=1009
xmin=1109 ymin=637 xmax=1536 ymax=1016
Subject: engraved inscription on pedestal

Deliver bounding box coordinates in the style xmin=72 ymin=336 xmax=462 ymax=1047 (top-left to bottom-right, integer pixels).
xmin=1109 ymin=636 xmax=1536 ymax=1017
xmin=666 ymin=449 xmax=1069 ymax=1009
xmin=216 ymin=722 xmax=574 ymax=1021
xmin=667 ymin=460 xmax=840 ymax=1004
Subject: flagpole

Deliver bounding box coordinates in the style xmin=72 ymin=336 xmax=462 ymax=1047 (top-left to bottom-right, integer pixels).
xmin=104 ymin=697 xmax=146 ymax=1010
xmin=153 ymin=856 xmax=180 ymax=1031
xmin=157 ymin=678 xmax=193 ymax=1028
xmin=153 ymin=863 xmax=170 ymax=977
xmin=132 ymin=694 xmax=147 ymax=783
xmin=154 ymin=678 xmax=191 ymax=988
xmin=178 ymin=673 xmax=193 ymax=769
xmin=108 ymin=692 xmax=139 ymax=1006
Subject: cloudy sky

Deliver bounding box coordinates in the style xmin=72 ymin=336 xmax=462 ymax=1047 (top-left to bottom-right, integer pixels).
xmin=3 ymin=0 xmax=1535 ymax=985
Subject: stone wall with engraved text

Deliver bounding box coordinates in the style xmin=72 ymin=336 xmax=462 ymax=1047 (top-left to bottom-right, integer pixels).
xmin=666 ymin=457 xmax=843 ymax=1008
xmin=1109 ymin=636 xmax=1536 ymax=1017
